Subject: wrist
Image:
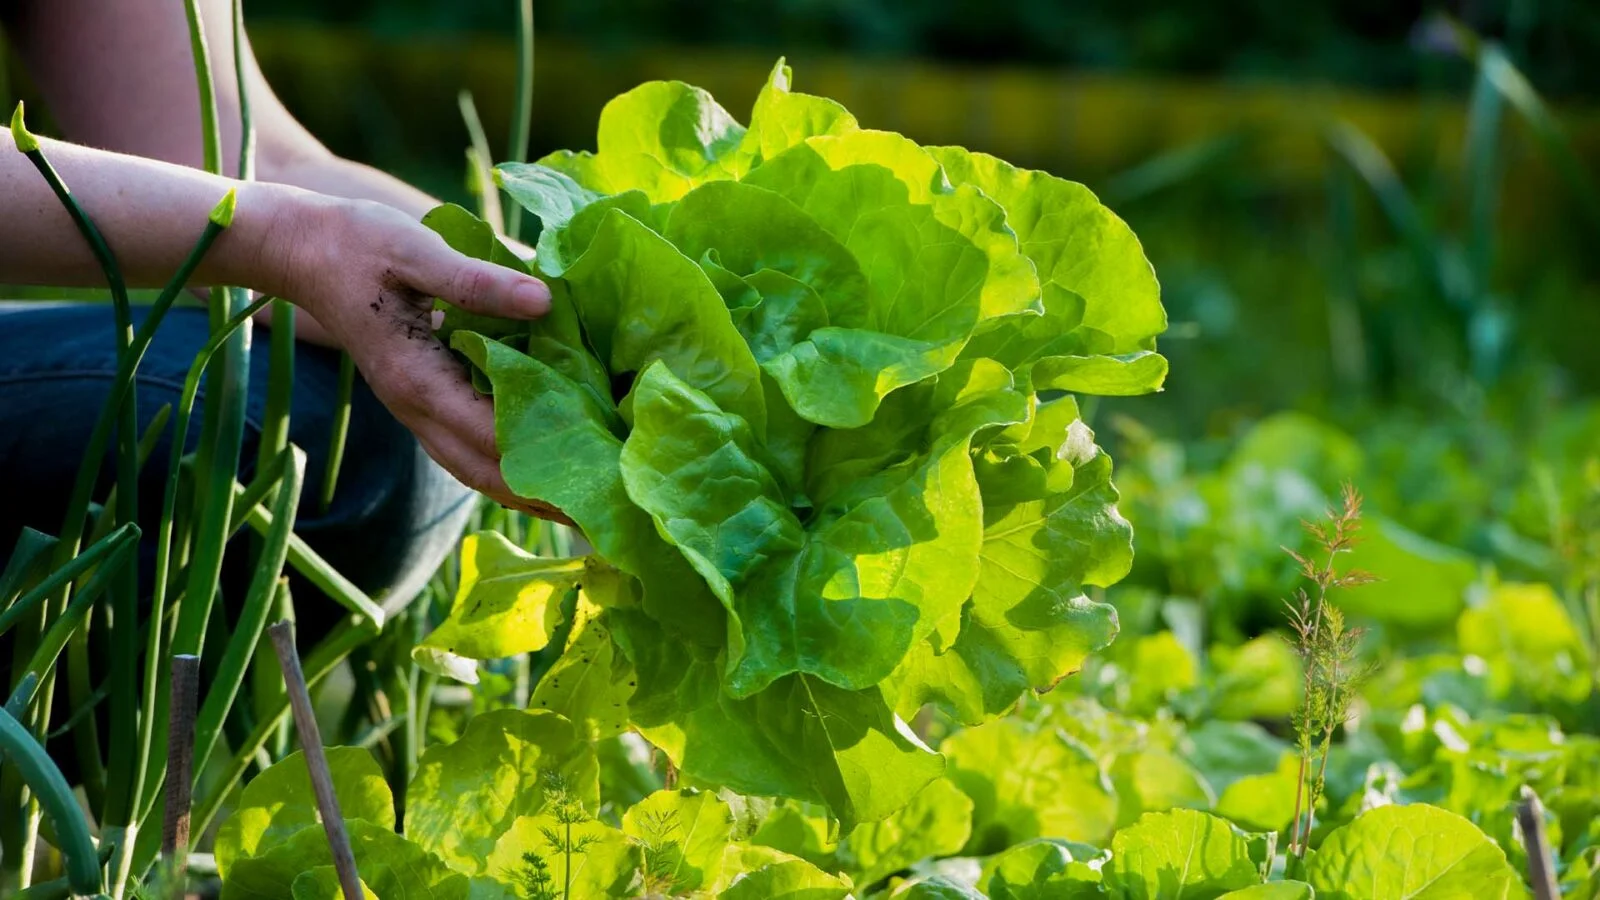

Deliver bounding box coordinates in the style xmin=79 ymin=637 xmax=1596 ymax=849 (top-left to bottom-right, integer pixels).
xmin=204 ymin=180 xmax=336 ymax=306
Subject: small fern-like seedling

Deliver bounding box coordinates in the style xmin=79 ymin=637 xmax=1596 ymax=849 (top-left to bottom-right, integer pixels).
xmin=1283 ymin=483 xmax=1379 ymax=858
xmin=633 ymin=807 xmax=688 ymax=896
xmin=511 ymin=851 xmax=558 ymax=900
xmin=537 ymin=773 xmax=602 ymax=899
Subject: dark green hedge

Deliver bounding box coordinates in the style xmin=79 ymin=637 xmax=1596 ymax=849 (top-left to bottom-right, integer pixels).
xmin=247 ymin=0 xmax=1600 ymax=98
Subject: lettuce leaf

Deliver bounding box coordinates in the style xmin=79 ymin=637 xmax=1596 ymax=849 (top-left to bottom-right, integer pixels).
xmin=423 ymin=60 xmax=1165 ymax=827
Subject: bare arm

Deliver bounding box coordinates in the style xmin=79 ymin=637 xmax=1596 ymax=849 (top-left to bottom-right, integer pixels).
xmin=9 ymin=0 xmax=451 ymax=345
xmin=8 ymin=0 xmax=436 ymax=216
xmin=0 ymin=128 xmax=557 ymax=518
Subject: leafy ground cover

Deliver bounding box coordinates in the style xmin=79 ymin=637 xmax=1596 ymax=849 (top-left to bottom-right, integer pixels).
xmin=5 ymin=8 xmax=1598 ymax=896
xmin=199 ymin=63 xmax=1600 ymax=899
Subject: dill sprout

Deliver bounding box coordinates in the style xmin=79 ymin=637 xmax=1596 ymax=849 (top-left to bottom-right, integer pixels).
xmin=1283 ymin=483 xmax=1378 ymax=857
xmin=504 ymin=773 xmax=602 ymax=900
xmin=633 ymin=807 xmax=688 ymax=895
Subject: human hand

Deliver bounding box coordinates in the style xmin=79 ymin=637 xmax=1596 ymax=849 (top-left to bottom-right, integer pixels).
xmin=249 ymin=189 xmax=567 ymax=521
xmin=252 ymin=233 xmax=534 ymax=349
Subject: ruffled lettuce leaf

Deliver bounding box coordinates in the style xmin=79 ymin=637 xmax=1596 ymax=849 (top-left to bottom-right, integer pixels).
xmin=930 ymin=145 xmax=1166 ymax=365
xmin=735 ymin=58 xmax=860 ymax=170
xmin=405 ymin=709 xmax=598 ymax=876
xmin=538 ymin=80 xmax=745 ymax=202
xmin=424 ymin=59 xmax=1164 ymax=828
xmin=613 ymin=608 xmax=943 ymax=830
xmin=621 ymin=361 xmax=1021 ymax=695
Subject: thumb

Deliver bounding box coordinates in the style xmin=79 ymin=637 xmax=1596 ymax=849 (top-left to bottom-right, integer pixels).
xmin=408 ymin=238 xmax=552 ymax=320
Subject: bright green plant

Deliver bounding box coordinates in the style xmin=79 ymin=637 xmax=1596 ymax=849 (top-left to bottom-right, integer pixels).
xmin=415 ymin=58 xmax=1167 ymax=828
xmin=0 ymin=1 xmax=388 ymax=892
xmin=1281 ymin=484 xmax=1375 ymax=857
xmin=214 ymin=723 xmax=843 ymax=899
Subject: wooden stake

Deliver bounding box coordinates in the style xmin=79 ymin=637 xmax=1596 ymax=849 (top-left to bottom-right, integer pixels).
xmin=1517 ymin=785 xmax=1560 ymax=900
xmin=161 ymin=654 xmax=201 ymax=896
xmin=269 ymin=620 xmax=364 ymax=900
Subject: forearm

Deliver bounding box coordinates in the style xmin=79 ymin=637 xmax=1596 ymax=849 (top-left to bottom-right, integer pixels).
xmin=0 ymin=131 xmax=312 ymax=298
xmin=260 ymin=148 xmax=437 ymax=220
xmin=12 ymin=0 xmax=437 ymax=223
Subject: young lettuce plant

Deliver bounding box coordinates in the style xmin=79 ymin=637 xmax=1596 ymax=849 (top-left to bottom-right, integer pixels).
xmin=416 ymin=60 xmax=1168 ymax=827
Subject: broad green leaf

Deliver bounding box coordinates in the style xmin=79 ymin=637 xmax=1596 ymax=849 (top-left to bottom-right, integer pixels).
xmin=613 ymin=609 xmax=943 ymax=829
xmin=778 ymin=130 xmax=1041 ymax=322
xmin=742 ymin=131 xmax=1037 ymax=426
xmin=1043 ymin=695 xmax=1169 ymax=766
xmin=842 ymin=778 xmax=974 ymax=889
xmin=663 ymin=180 xmax=871 ymax=323
xmin=622 ymin=789 xmax=736 ymax=893
xmin=890 ymin=441 xmax=1125 ymax=723
xmin=928 ymin=145 xmax=1165 ymax=355
xmin=406 ymin=709 xmax=599 ymax=877
xmin=805 ymin=357 xmax=1029 ymax=508
xmin=1125 ymin=631 xmax=1199 ymax=717
xmin=750 ymin=805 xmax=835 ymax=864
xmin=561 ymin=208 xmax=768 ymax=435
xmin=1218 ymin=885 xmax=1315 ymax=900
xmin=980 ymin=838 xmax=1108 ymax=900
xmin=1033 ymin=351 xmax=1168 ymax=395
xmin=1458 ymin=582 xmax=1591 ymax=704
xmin=422 ymin=203 xmax=531 ymax=275
xmin=713 ymin=843 xmax=813 ymax=890
xmin=718 ymin=857 xmax=853 ymax=900
xmin=538 ymin=80 xmax=744 ymax=201
xmin=415 ymin=532 xmax=580 ymax=666
xmin=737 ymin=58 xmax=859 ymax=169
xmin=289 ymin=868 xmax=379 ymax=900
xmin=1214 ymin=755 xmax=1301 ymax=833
xmin=530 ymin=594 xmax=634 ymax=741
xmin=662 ymin=179 xmax=949 ymax=431
xmin=483 ymin=814 xmax=640 ymax=898
xmin=1306 ymin=804 xmax=1524 ymax=900
xmin=1338 ymin=517 xmax=1475 ymax=629
xmin=1209 ymin=636 xmax=1304 ymax=721
xmin=222 ymin=820 xmax=466 ymax=900
xmin=734 ymin=269 xmax=833 ymax=372
xmin=495 ymin=162 xmax=603 ymax=232
xmin=596 ymin=80 xmax=745 ymax=176
xmin=1182 ymin=721 xmax=1293 ymax=794
xmin=454 ymin=331 xmax=726 ymax=645
xmin=213 ymin=747 xmax=393 ymax=877
xmin=891 ymin=876 xmax=989 ymax=899
xmin=538 ymin=148 xmax=681 ymax=201
xmin=622 ymin=362 xmax=996 ymax=694
xmin=532 ymin=190 xmax=657 ymax=277
xmin=1104 ymin=809 xmax=1261 ymax=900
xmin=944 ymin=718 xmax=1118 ymax=853
xmin=959 ymin=283 xmax=1089 ymax=373
xmin=422 ymin=202 xmax=533 ymax=343
xmin=1111 ymin=749 xmax=1216 ymax=828
xmin=619 ymin=361 xmax=801 ymax=615
xmin=425 ymin=206 xmax=613 ymax=403
xmin=1009 ymin=395 xmax=1082 ymax=456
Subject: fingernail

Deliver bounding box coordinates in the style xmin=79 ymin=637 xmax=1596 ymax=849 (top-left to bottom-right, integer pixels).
xmin=514 ymin=279 xmax=552 ymax=316
xmin=431 ymin=309 xmax=445 ymax=330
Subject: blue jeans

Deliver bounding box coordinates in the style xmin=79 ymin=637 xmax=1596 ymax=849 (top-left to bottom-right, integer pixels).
xmin=0 ymin=302 xmax=475 ymax=635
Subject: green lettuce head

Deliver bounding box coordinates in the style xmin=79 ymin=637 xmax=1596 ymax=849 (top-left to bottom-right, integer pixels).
xmin=421 ymin=59 xmax=1166 ymax=828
